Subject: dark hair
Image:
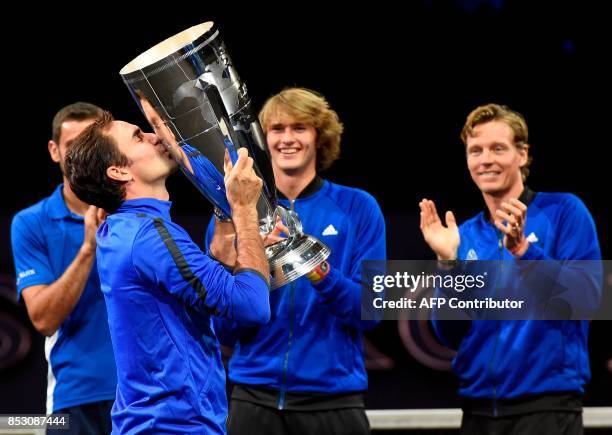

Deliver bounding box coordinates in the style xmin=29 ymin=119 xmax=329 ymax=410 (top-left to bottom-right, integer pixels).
xmin=51 ymin=102 xmax=103 ymax=143
xmin=65 ymin=111 xmax=131 ymax=213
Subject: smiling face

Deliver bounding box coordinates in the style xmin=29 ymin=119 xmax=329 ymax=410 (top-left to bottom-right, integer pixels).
xmin=266 ymin=113 xmax=318 ymax=177
xmin=466 ymin=120 xmax=528 ymax=197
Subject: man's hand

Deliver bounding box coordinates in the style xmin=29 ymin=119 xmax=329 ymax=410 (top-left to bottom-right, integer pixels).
xmin=221 ymin=148 xmax=268 ymax=279
xmin=81 ymin=205 xmax=106 ymax=256
xmin=493 ymin=198 xmax=529 ymax=257
xmin=21 ymin=204 xmax=105 ymax=336
xmin=419 ymin=199 xmax=460 ymax=261
xmin=224 ymin=148 xmax=263 ymax=212
xmin=210 ymin=216 xmax=288 ymax=268
xmin=262 ymin=217 xmax=289 ymax=247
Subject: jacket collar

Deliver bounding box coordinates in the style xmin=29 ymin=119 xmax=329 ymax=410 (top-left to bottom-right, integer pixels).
xmin=116 ymin=197 xmax=173 ymax=221
xmin=276 ymin=176 xmax=324 ymax=201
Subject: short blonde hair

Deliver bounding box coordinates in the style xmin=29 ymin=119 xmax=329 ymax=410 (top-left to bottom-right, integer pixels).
xmin=461 ymin=103 xmax=532 ymax=181
xmin=259 ymin=88 xmax=344 ymax=171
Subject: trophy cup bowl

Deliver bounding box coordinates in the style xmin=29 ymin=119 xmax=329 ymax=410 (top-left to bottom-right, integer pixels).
xmin=119 ymin=22 xmax=330 ymax=289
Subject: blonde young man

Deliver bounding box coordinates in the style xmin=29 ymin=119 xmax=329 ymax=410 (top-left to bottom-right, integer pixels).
xmin=207 ymin=88 xmax=386 ymax=435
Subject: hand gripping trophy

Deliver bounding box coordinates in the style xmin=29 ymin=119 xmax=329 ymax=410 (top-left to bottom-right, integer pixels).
xmin=120 ymin=22 xmax=330 ymax=289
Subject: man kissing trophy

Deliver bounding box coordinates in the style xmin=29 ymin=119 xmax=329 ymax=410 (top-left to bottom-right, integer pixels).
xmin=120 ymin=22 xmax=330 ymax=289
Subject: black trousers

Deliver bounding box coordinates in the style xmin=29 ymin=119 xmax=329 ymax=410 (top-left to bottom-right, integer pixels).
xmin=228 ymin=399 xmax=370 ymax=435
xmin=47 ymin=400 xmax=113 ymax=435
xmin=461 ymin=410 xmax=583 ymax=435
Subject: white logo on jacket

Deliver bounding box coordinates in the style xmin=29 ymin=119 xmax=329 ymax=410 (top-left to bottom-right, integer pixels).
xmin=322 ymin=224 xmax=338 ymax=236
xmin=17 ymin=269 xmax=36 ymax=284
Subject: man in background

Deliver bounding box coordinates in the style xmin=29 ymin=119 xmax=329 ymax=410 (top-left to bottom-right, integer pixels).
xmin=208 ymin=88 xmax=386 ymax=435
xmin=420 ymin=103 xmax=601 ymax=435
xmin=11 ymin=102 xmax=116 ymax=434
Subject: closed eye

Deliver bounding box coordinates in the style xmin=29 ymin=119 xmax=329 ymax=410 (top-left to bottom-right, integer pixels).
xmin=133 ymin=128 xmax=144 ymax=142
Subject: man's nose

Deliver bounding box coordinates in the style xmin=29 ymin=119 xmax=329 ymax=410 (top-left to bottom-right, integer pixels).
xmin=146 ymin=132 xmax=161 ymax=145
xmin=281 ymin=129 xmax=295 ymax=143
xmin=480 ymin=149 xmax=494 ymax=164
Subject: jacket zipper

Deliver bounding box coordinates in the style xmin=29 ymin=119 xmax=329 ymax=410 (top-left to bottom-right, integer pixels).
xmin=488 ymin=233 xmax=504 ymax=417
xmin=278 ymin=199 xmax=297 ymax=410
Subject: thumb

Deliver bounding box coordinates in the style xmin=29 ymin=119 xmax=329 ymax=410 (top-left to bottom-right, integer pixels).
xmin=232 ymin=148 xmax=249 ymax=171
xmin=85 ymin=205 xmax=97 ymax=219
xmin=445 ymin=210 xmax=457 ymax=229
xmin=97 ymin=208 xmax=107 ymax=223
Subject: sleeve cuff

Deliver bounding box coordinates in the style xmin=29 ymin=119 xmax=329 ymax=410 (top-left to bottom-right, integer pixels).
xmin=207 ymin=249 xmax=234 ymax=271
xmin=312 ymin=266 xmax=340 ymax=293
xmin=234 ymin=268 xmax=271 ymax=291
xmin=519 ymin=242 xmax=551 ymax=260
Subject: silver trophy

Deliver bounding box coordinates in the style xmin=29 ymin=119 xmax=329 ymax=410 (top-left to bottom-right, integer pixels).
xmin=119 ymin=22 xmax=330 ymax=289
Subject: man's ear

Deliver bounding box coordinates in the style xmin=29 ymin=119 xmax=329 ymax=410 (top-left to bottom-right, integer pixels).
xmin=48 ymin=140 xmax=61 ymax=164
xmin=107 ymin=166 xmax=132 ymax=182
xmin=518 ymin=144 xmax=529 ymax=167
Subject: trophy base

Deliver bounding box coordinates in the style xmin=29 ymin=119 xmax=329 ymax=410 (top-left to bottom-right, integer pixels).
xmin=266 ymin=234 xmax=331 ymax=290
